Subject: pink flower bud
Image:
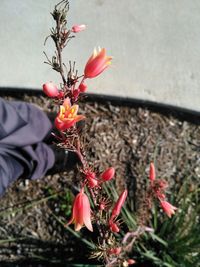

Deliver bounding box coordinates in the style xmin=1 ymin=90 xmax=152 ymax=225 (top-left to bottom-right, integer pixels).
xmin=101 ymin=167 xmax=115 ymax=181
xmin=78 ymin=82 xmax=87 ymax=93
xmin=99 ymin=203 xmax=105 ymax=210
xmin=127 ymin=259 xmax=136 ymax=265
xmin=111 ymin=189 xmax=128 ymax=219
xmin=43 ymin=82 xmax=59 ymax=98
xmin=71 ymin=24 xmax=86 ymax=33
xmin=149 ymin=162 xmax=156 ymax=181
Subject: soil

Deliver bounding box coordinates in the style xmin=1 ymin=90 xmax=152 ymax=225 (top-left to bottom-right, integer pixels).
xmin=0 ymin=90 xmax=200 ymax=266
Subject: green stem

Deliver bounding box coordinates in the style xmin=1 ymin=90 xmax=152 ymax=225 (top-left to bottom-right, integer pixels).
xmin=0 ymin=193 xmax=58 ymax=217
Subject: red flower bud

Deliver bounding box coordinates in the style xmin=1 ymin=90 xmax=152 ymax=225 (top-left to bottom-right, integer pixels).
xmin=73 ymin=89 xmax=80 ymax=100
xmin=86 ymin=171 xmax=98 ymax=188
xmin=127 ymin=259 xmax=136 ymax=265
xmin=109 ymin=221 xmax=120 ymax=233
xmin=101 ymin=167 xmax=115 ymax=181
xmin=111 ymin=189 xmax=128 ymax=219
xmin=78 ymin=82 xmax=87 ymax=93
xmin=43 ymin=82 xmax=59 ymax=98
xmin=71 ymin=24 xmax=86 ymax=33
xmin=107 ymin=247 xmax=121 ymax=255
xmin=149 ymin=162 xmax=156 ymax=181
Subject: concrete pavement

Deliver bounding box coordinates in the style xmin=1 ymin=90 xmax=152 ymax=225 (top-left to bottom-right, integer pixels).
xmin=0 ymin=0 xmax=200 ymax=112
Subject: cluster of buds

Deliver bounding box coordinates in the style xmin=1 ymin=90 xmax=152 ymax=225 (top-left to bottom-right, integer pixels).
xmin=43 ymin=46 xmax=112 ymax=131
xmin=83 ymin=167 xmax=115 ymax=189
xmin=106 ymin=247 xmax=136 ymax=266
xmin=66 ymin=167 xmax=128 ymax=232
xmin=66 ymin=185 xmax=118 ymax=233
xmin=149 ymin=163 xmax=177 ymax=218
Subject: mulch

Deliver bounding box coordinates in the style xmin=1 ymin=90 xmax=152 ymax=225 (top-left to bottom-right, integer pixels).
xmin=0 ymin=90 xmax=199 ymax=266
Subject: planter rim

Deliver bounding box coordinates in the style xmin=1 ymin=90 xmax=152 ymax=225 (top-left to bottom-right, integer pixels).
xmin=0 ymin=87 xmax=199 ymax=123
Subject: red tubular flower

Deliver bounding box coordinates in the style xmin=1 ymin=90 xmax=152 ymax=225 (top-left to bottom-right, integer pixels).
xmin=43 ymin=82 xmax=59 ymax=98
xmin=101 ymin=167 xmax=115 ymax=182
xmin=55 ymin=97 xmax=85 ymax=131
xmin=71 ymin=24 xmax=86 ymax=33
xmin=67 ymin=188 xmax=93 ymax=232
xmin=110 ymin=189 xmax=128 ymax=220
xmin=84 ymin=48 xmax=112 ymax=79
xmin=149 ymin=162 xmax=156 ymax=181
xmin=160 ymin=200 xmax=177 ymax=218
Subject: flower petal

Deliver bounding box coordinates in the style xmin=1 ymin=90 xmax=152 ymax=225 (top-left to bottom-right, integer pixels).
xmin=63 ymin=97 xmax=71 ymax=110
xmin=82 ymin=195 xmax=93 ymax=232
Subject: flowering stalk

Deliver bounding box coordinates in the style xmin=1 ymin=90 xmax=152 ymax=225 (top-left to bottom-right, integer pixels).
xmin=43 ymin=1 xmax=177 ymax=266
xmin=148 ymin=162 xmax=177 ymax=218
xmin=44 ymin=0 xmax=122 ymax=259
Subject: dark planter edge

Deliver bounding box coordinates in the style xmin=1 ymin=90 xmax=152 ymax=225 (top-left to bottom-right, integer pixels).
xmin=0 ymin=87 xmax=199 ymax=124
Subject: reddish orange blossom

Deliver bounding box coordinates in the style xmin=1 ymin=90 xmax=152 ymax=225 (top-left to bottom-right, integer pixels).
xmin=67 ymin=188 xmax=93 ymax=232
xmin=160 ymin=200 xmax=177 ymax=218
xmin=84 ymin=48 xmax=112 ymax=79
xmin=55 ymin=97 xmax=85 ymax=131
